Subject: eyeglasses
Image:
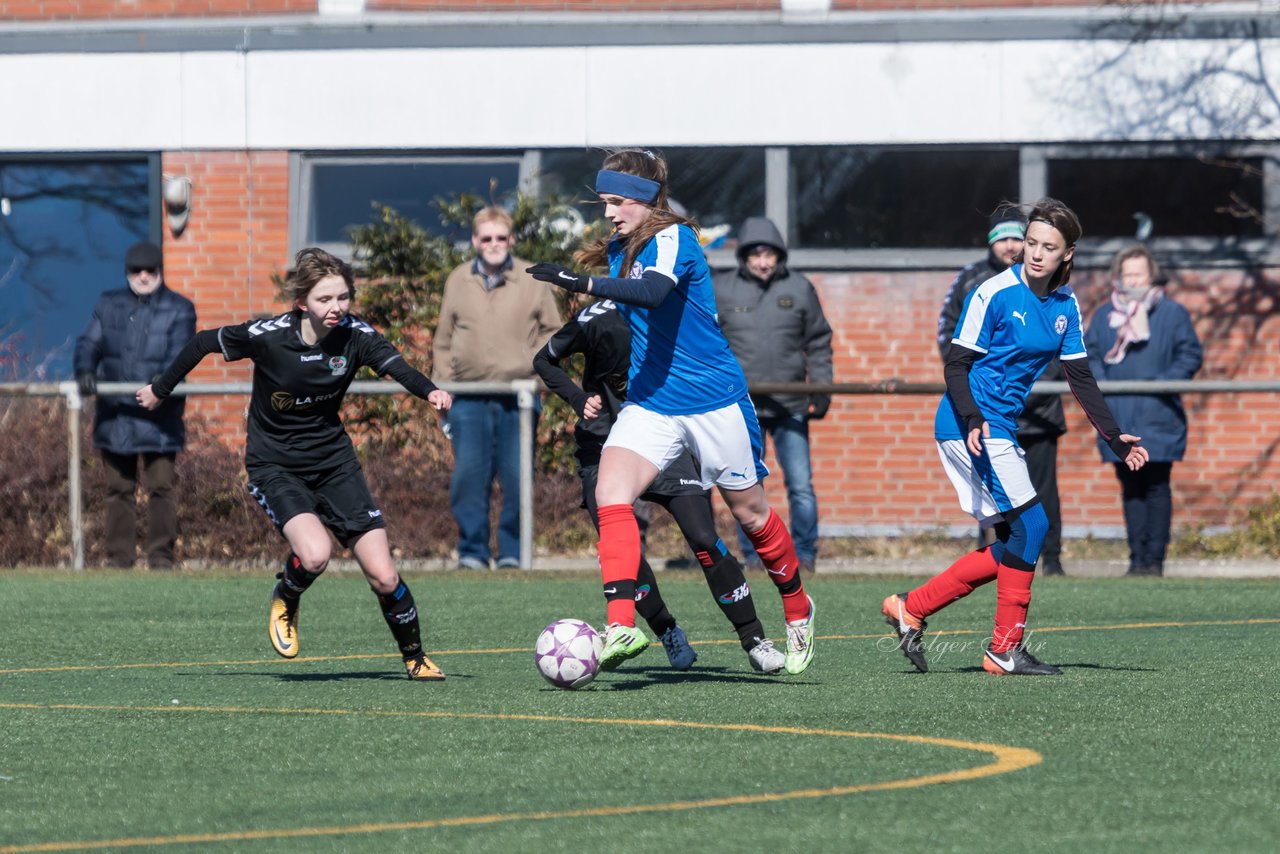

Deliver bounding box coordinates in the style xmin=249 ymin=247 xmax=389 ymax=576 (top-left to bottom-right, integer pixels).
xmin=478 ymin=235 xmax=511 ymax=244
xmin=127 ymin=266 xmax=159 ymax=275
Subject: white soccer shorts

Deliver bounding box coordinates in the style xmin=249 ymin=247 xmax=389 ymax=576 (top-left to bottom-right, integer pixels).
xmin=604 ymin=400 xmax=768 ymax=491
xmin=936 ymin=437 xmax=1036 ymax=526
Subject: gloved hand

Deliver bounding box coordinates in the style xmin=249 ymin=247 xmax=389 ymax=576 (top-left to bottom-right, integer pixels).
xmin=76 ymin=373 xmax=97 ymax=397
xmin=526 ymin=263 xmax=591 ymax=294
xmin=808 ymin=394 xmax=831 ymax=420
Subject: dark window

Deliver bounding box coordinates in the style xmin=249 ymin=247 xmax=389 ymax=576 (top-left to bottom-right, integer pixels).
xmin=307 ymin=159 xmax=521 ymax=243
xmin=0 ymin=160 xmax=151 ymax=380
xmin=1046 ymin=156 xmax=1265 ymax=239
xmin=538 ymin=148 xmax=765 ymax=249
xmin=790 ymin=147 xmax=1020 ymax=249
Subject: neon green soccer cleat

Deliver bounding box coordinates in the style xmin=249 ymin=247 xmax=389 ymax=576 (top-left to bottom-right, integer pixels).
xmin=784 ymin=595 xmax=815 ymax=675
xmin=599 ymin=623 xmax=651 ymax=671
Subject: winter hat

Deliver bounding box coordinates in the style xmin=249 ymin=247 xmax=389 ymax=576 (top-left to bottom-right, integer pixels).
xmin=124 ymin=241 xmax=163 ymax=271
xmin=987 ymin=206 xmax=1026 ymax=245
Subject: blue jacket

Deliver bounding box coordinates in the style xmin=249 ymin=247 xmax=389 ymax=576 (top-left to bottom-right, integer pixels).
xmin=1083 ymin=296 xmax=1202 ymax=463
xmin=74 ymin=284 xmax=197 ymax=455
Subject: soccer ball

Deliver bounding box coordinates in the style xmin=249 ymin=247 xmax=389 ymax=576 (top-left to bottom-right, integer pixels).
xmin=535 ymin=619 xmax=603 ymax=690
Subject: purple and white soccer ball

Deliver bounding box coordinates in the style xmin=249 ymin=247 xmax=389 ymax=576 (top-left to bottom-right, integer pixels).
xmin=535 ymin=618 xmax=603 ymax=690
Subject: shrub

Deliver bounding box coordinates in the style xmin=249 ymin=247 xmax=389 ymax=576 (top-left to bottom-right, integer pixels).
xmin=0 ymin=397 xmax=598 ymax=567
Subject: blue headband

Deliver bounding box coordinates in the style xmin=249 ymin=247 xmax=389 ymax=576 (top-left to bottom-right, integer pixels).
xmin=595 ymin=170 xmax=661 ymax=205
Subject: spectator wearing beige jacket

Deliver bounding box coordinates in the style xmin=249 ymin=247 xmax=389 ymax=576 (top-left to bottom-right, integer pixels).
xmin=433 ymin=207 xmax=562 ymax=569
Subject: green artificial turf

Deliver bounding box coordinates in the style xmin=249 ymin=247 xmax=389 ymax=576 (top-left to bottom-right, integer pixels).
xmin=1 ymin=571 xmax=1277 ymax=852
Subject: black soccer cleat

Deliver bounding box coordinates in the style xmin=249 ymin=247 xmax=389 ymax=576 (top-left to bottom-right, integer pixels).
xmin=982 ymin=644 xmax=1062 ymax=676
xmin=881 ymin=593 xmax=928 ymax=673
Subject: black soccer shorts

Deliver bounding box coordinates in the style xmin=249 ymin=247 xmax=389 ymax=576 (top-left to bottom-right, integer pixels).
xmin=247 ymin=457 xmax=387 ymax=547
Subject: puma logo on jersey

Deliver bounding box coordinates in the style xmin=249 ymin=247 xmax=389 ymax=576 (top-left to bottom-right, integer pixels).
xmin=1012 ymin=311 xmax=1027 ymax=326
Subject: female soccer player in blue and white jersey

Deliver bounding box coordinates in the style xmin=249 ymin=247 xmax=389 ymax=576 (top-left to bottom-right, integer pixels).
xmin=527 ymin=149 xmax=815 ymax=674
xmin=136 ymin=248 xmax=453 ymax=681
xmin=881 ymin=198 xmax=1149 ymax=676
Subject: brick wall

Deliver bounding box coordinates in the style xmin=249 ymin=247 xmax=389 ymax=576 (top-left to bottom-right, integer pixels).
xmin=784 ymin=266 xmax=1280 ymax=535
xmin=160 ymin=151 xmax=291 ymax=440
xmin=0 ymin=1 xmax=315 ymax=20
xmin=156 ymin=153 xmax=1280 ymax=535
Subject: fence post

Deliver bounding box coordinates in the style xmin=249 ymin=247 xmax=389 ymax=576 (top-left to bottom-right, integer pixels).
xmin=515 ymin=380 xmax=537 ymax=570
xmin=63 ymin=381 xmax=85 ymax=570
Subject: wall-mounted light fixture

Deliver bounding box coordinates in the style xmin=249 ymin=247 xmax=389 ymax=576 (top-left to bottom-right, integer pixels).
xmin=163 ymin=175 xmax=192 ymax=237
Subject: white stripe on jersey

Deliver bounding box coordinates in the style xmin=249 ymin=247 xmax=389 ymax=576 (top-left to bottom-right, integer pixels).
xmin=247 ymin=314 xmax=291 ymax=337
xmin=341 ymin=315 xmax=376 ymax=335
xmin=1060 ymin=291 xmax=1088 ymax=359
xmin=953 ymin=272 xmax=1022 ymax=354
xmin=644 ymin=224 xmax=680 ymax=283
xmin=575 ymin=299 xmax=616 ymax=324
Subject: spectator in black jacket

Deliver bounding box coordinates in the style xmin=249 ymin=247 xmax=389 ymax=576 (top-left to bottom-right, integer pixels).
xmin=714 ymin=217 xmax=834 ymax=574
xmin=74 ymin=241 xmax=196 ymax=568
xmin=936 ymin=207 xmax=1068 ymax=575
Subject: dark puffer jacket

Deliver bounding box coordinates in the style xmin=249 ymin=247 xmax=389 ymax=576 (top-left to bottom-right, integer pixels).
xmin=713 ymin=218 xmax=834 ymax=420
xmin=74 ymin=284 xmax=197 ymax=454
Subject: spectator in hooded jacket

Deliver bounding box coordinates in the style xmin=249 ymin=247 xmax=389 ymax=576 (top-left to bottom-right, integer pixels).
xmin=74 ymin=240 xmax=196 ymax=568
xmin=713 ymin=217 xmax=834 ymax=574
xmin=1084 ymin=244 xmax=1202 ymax=577
xmin=937 ymin=206 xmax=1068 ymax=575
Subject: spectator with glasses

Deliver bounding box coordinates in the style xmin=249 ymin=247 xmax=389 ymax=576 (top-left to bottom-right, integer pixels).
xmin=74 ymin=240 xmax=196 ymax=569
xmin=433 ymin=207 xmax=562 ymax=569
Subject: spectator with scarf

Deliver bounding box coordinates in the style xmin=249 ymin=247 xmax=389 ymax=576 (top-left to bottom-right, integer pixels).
xmin=1084 ymin=245 xmax=1202 ymax=577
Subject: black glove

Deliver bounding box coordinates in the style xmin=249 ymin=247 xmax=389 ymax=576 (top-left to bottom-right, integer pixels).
xmin=808 ymin=394 xmax=831 ymax=420
xmin=76 ymin=373 xmax=97 ymax=397
xmin=526 ymin=263 xmax=590 ymax=294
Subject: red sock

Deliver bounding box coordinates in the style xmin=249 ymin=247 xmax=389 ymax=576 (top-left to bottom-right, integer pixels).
xmin=905 ymin=548 xmax=999 ymax=618
xmin=746 ymin=509 xmax=810 ymax=623
xmin=597 ymin=504 xmax=641 ymax=627
xmin=991 ymin=565 xmax=1034 ymax=653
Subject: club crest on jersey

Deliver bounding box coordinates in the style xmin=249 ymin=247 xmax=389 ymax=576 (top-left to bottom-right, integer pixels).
xmin=328 ymin=356 xmax=348 ymax=376
xmin=1055 ymin=314 xmax=1068 ymax=334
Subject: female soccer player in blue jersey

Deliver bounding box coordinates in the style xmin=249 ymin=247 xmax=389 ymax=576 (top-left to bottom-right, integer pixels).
xmin=136 ymin=248 xmax=453 ymax=681
xmin=881 ymin=198 xmax=1149 ymax=676
xmin=527 ymin=149 xmax=815 ymax=674
xmin=534 ymin=299 xmax=787 ymax=674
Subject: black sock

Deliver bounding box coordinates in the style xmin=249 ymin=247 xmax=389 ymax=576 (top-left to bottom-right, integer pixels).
xmin=377 ymin=579 xmax=423 ymax=659
xmin=702 ymin=547 xmax=766 ymax=650
xmin=634 ymin=557 xmax=676 ymax=636
xmin=277 ymin=553 xmax=321 ymax=600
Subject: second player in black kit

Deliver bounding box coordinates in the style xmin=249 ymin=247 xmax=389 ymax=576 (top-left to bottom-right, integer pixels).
xmin=137 ymin=247 xmax=453 ymax=680
xmin=534 ymin=299 xmax=787 ymax=674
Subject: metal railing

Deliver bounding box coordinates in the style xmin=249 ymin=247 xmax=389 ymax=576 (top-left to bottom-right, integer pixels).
xmin=0 ymin=379 xmax=538 ymax=570
xmin=4 ymin=377 xmax=1279 ymax=569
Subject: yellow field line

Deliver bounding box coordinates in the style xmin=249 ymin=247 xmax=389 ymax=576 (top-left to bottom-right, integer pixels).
xmin=0 ymin=617 xmax=1274 ymax=675
xmin=0 ymin=707 xmax=1042 ymax=853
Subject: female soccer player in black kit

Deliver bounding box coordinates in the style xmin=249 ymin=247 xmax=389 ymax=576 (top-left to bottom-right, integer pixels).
xmin=534 ymin=300 xmax=787 ymax=674
xmin=137 ymin=248 xmax=453 ymax=681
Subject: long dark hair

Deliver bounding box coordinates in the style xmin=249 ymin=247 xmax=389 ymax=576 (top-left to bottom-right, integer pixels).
xmin=574 ymin=149 xmax=698 ymax=275
xmin=1023 ymin=197 xmax=1082 ymax=288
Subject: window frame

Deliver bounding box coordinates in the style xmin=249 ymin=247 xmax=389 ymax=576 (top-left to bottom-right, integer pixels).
xmin=293 ymin=144 xmax=1280 ymax=270
xmin=290 ymin=151 xmax=534 ymax=259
